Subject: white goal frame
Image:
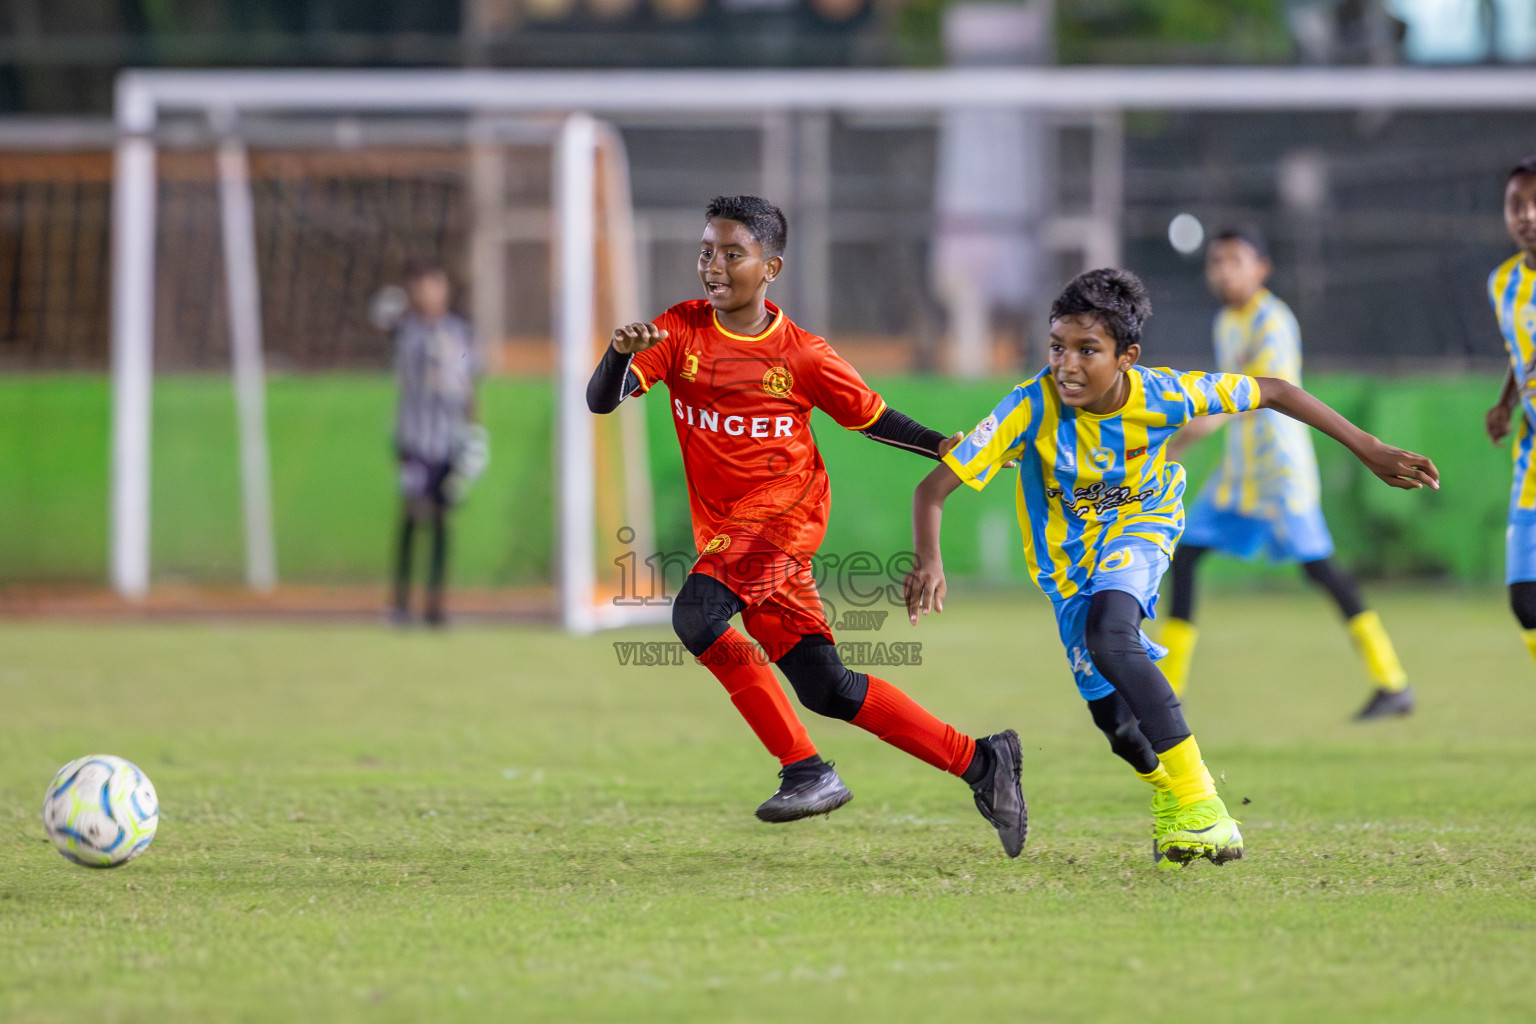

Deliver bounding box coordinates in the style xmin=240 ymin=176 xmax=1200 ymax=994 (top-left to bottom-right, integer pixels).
xmin=111 ymin=65 xmax=1536 ymax=629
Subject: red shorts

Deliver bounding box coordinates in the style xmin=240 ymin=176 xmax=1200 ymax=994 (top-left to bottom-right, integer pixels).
xmin=691 ymin=527 xmax=831 ymax=661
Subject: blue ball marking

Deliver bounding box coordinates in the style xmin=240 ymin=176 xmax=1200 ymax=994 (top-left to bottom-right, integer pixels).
xmin=51 ymin=766 xmax=82 ymax=800
xmin=55 ymin=824 xmax=90 ymax=845
xmin=101 ymin=824 xmax=127 ymax=853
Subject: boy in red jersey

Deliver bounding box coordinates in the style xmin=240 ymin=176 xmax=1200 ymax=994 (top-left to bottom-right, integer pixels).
xmin=587 ymin=196 xmax=1026 ymax=857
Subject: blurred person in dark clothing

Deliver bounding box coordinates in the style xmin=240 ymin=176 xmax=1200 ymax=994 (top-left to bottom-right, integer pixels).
xmin=390 ymin=263 xmax=481 ymax=627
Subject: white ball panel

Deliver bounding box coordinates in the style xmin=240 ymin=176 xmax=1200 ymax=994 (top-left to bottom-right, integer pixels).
xmin=42 ymin=754 xmax=159 ymax=869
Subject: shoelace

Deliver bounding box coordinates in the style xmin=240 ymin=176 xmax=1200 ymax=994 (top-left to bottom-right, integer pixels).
xmin=778 ymin=759 xmax=834 ymax=788
xmin=970 ymin=737 xmax=1018 ymax=793
xmin=1166 ymin=800 xmax=1221 ymax=833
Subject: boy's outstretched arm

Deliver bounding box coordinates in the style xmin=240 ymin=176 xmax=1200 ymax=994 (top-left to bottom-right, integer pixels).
xmin=586 ymin=323 xmax=667 ymax=414
xmin=862 ymin=418 xmax=1012 ymax=466
xmin=1256 ymin=377 xmax=1439 ymax=490
xmin=1486 ymin=367 xmax=1518 ymax=446
xmin=904 ymin=462 xmax=966 ymax=625
xmin=859 ymin=411 xmax=965 ymax=461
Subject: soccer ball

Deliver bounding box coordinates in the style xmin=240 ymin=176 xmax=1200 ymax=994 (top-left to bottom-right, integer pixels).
xmin=42 ymin=755 xmax=159 ymax=868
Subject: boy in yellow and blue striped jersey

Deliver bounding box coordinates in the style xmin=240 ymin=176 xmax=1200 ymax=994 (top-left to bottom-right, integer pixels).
xmin=1484 ymin=157 xmax=1536 ymax=654
xmin=1159 ymin=227 xmax=1412 ymax=721
xmin=905 ymin=269 xmax=1438 ymax=867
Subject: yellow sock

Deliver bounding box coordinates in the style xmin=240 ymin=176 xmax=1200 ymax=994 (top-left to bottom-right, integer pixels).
xmin=1158 ymin=617 xmax=1198 ymax=697
xmin=1136 ymin=764 xmax=1172 ymax=791
xmin=1157 ymin=736 xmax=1217 ymax=807
xmin=1347 ymin=611 xmax=1408 ymax=691
xmin=1522 ymin=629 xmax=1536 ymax=667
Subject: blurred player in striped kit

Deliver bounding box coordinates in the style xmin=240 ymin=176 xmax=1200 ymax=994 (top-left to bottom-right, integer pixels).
xmin=1484 ymin=157 xmax=1536 ymax=656
xmin=391 ymin=262 xmax=482 ymax=627
xmin=1161 ymin=227 xmax=1413 ymax=720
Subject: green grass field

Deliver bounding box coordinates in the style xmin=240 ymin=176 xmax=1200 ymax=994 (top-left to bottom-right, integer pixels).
xmin=3 ymin=590 xmax=1535 ymax=1023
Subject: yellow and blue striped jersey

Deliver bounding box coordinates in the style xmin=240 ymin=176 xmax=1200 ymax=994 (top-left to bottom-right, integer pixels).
xmin=1204 ymin=288 xmax=1322 ymax=516
xmin=1490 ymin=253 xmax=1536 ymax=520
xmin=943 ymin=365 xmax=1262 ymax=603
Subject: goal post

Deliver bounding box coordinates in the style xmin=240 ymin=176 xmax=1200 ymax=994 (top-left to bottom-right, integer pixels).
xmin=109 ymin=77 xmax=157 ymax=600
xmin=557 ymin=116 xmax=662 ymax=632
xmin=212 ymin=115 xmax=276 ymax=594
xmin=110 ymin=79 xmax=671 ymax=630
xmin=553 ymin=113 xmax=664 ymax=633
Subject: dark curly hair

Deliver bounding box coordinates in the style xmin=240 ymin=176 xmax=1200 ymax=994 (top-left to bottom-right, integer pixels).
xmin=1510 ymin=156 xmax=1536 ymax=182
xmin=705 ymin=195 xmax=787 ymax=260
xmin=1049 ymin=268 xmax=1152 ymax=354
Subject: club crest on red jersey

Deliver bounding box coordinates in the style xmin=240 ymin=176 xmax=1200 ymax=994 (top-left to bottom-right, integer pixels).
xmin=762 ymin=366 xmax=794 ymax=397
xmin=703 ymin=534 xmax=732 ymax=554
xmin=681 ymin=353 xmax=700 ymax=382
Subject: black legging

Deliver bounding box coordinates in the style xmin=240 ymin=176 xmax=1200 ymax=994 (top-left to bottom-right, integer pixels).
xmin=1170 ymin=544 xmax=1364 ymax=623
xmin=671 ymin=572 xmax=870 ymax=721
xmin=1085 ymin=590 xmax=1191 ymax=756
xmin=1511 ymin=582 xmax=1536 ymax=630
xmin=1087 ymin=691 xmax=1159 ymax=775
xmin=393 ymin=505 xmax=448 ymax=615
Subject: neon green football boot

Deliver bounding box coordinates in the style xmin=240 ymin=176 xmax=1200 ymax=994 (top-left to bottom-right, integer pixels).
xmin=1154 ymin=795 xmax=1244 ymax=869
xmin=1150 ymin=787 xmax=1180 ymax=866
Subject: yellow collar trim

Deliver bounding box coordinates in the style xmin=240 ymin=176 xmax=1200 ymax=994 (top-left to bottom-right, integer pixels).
xmin=712 ymin=309 xmax=781 ymax=342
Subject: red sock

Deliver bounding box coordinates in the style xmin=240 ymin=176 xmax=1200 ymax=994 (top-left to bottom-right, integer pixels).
xmin=699 ymin=628 xmax=818 ymax=766
xmin=851 ymin=676 xmax=976 ymax=776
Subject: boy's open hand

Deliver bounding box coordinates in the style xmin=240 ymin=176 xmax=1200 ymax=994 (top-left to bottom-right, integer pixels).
xmin=611 ymin=323 xmax=667 ymax=354
xmin=1358 ymin=438 xmax=1440 ymax=491
xmin=1486 ymin=403 xmax=1513 ymax=445
xmin=903 ymin=560 xmax=947 ymax=625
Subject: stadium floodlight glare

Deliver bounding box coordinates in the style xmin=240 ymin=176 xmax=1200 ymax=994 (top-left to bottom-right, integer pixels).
xmin=1168 ymin=213 xmax=1205 ymax=256
xmin=111 ymin=65 xmax=1536 ymax=629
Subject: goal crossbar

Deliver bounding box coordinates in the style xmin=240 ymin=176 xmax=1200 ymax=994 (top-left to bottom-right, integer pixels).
xmin=119 ymin=66 xmax=1536 ymax=125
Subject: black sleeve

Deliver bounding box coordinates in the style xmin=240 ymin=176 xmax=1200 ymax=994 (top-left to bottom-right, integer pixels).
xmin=860 ymin=406 xmax=949 ymax=460
xmin=586 ymin=344 xmax=642 ymax=414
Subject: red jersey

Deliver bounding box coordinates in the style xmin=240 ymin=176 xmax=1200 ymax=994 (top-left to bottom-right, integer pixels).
xmin=629 ymin=300 xmax=886 ymax=557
